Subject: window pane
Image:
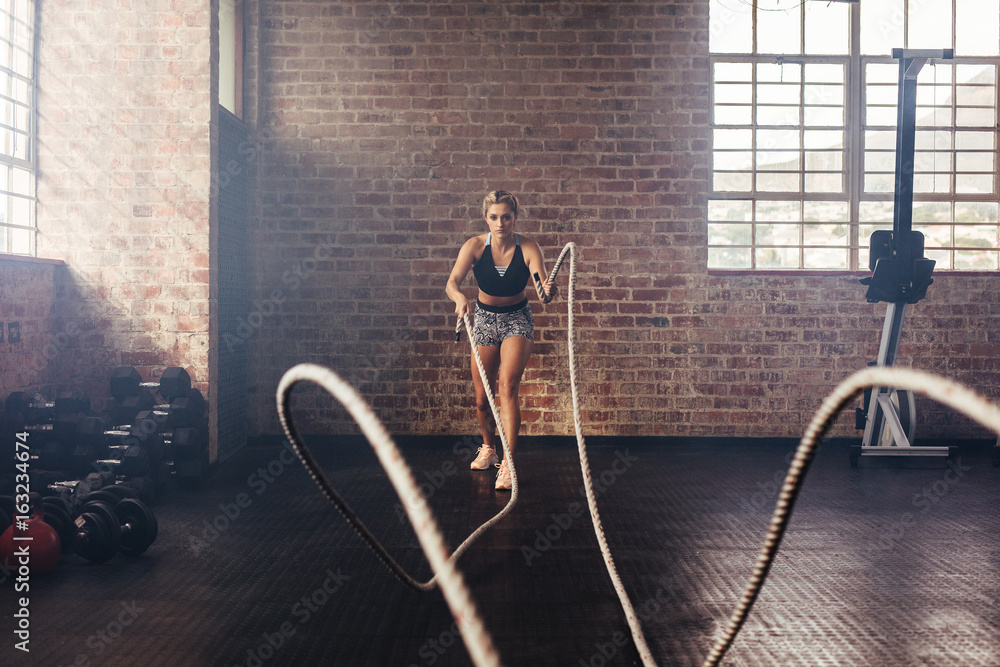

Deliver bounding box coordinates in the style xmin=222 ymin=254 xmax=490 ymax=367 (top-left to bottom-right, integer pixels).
xmin=804 ymin=223 xmax=847 ymax=246
xmin=956 ymin=174 xmax=994 ymax=194
xmin=913 ymin=173 xmax=951 ymax=194
xmin=804 ymin=247 xmax=848 ymax=269
xmin=715 ymin=172 xmax=752 ymax=192
xmin=955 ymin=202 xmax=998 ymax=223
xmin=913 ymin=202 xmax=951 ymax=222
xmin=757 ymin=0 xmax=801 ymax=55
xmin=805 ymin=151 xmax=843 ymax=171
xmin=710 ymin=0 xmax=752 ymax=53
xmin=758 ymin=223 xmax=800 ymax=246
xmin=867 ymin=84 xmax=898 ymax=106
xmin=756 ymin=172 xmax=800 ymax=192
xmin=915 ymin=151 xmax=952 ymax=171
xmin=916 ymin=224 xmax=952 ymax=247
xmin=805 ymin=173 xmax=843 ymax=193
xmin=956 ymin=131 xmax=994 ymax=150
xmin=806 ymin=64 xmax=844 ymax=84
xmin=757 ymin=62 xmax=801 ymax=83
xmin=715 ymin=105 xmax=752 ymax=125
xmin=804 ymin=130 xmax=842 ymax=149
xmin=715 ymin=83 xmax=752 ymax=104
xmin=954 ymin=249 xmax=998 ymax=269
xmin=757 ymin=200 xmax=801 ymax=221
xmin=708 ymin=199 xmax=752 ymax=221
xmin=860 ymin=201 xmax=895 ymax=223
xmin=757 ymin=247 xmax=799 ymax=268
xmin=804 ymin=201 xmax=849 ymax=222
xmin=804 ymin=0 xmax=848 ymax=55
xmin=957 ymin=0 xmax=1000 ymax=56
xmin=709 ymin=246 xmax=751 ymax=268
xmin=714 ymin=62 xmax=752 ymax=81
xmin=804 ymin=106 xmax=844 ymax=126
xmin=956 ymin=225 xmax=998 ymax=248
xmin=865 ymin=151 xmax=895 ymax=172
xmin=908 ymin=0 xmax=952 ymax=50
xmin=956 ymin=107 xmax=995 ymax=126
xmin=757 ymin=83 xmax=799 ymax=105
xmin=714 ymin=151 xmax=753 ymax=170
xmin=757 ymin=151 xmax=800 ymax=170
xmin=708 ymin=222 xmax=752 ymax=246
xmin=11 ymin=227 xmax=29 ymax=254
xmin=757 ymin=106 xmax=800 ymax=125
xmin=13 ymin=166 xmax=29 ymax=194
xmin=805 ymin=84 xmax=843 ymax=107
xmin=956 ymin=152 xmax=995 ymax=172
xmin=865 ymin=173 xmax=895 ymax=193
xmin=715 ymin=129 xmax=752 ymax=149
xmin=865 ymin=130 xmax=896 ymax=149
xmin=867 ymin=106 xmax=899 ymax=125
xmin=12 ymin=194 xmax=28 ymax=225
xmin=757 ymin=129 xmax=800 ymax=150
xmin=862 ymin=0 xmax=903 ymax=56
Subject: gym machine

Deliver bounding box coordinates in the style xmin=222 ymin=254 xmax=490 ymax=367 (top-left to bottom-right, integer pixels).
xmin=852 ymin=48 xmax=958 ymax=467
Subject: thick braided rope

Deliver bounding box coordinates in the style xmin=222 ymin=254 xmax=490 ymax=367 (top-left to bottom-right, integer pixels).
xmin=276 ymin=311 xmax=516 ymax=589
xmin=556 ymin=242 xmax=657 ymax=666
xmin=702 ymin=365 xmax=1000 ymax=666
xmin=276 ymin=364 xmax=500 ymax=667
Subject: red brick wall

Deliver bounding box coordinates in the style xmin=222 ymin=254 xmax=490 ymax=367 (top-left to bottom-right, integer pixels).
xmin=247 ymin=1 xmax=999 ymax=441
xmin=34 ymin=1 xmax=213 ymax=421
xmin=0 ymin=257 xmax=61 ymax=404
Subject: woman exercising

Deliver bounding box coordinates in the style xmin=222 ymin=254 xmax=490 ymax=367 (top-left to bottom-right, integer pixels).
xmin=446 ymin=190 xmax=556 ymax=490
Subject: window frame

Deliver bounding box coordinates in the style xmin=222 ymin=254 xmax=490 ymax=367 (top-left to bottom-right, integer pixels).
xmin=708 ymin=1 xmax=1000 ymax=273
xmin=0 ymin=0 xmax=37 ymax=257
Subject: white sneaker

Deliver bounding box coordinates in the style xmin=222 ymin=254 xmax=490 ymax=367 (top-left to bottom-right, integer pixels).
xmin=471 ymin=445 xmax=499 ymax=470
xmin=495 ymin=460 xmax=512 ymax=491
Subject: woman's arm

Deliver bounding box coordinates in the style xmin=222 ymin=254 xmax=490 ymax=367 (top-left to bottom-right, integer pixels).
xmin=521 ymin=239 xmax=558 ymax=300
xmin=446 ymin=237 xmax=481 ymax=319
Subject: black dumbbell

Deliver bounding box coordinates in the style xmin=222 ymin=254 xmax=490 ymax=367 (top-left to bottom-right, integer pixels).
xmin=164 ymin=427 xmax=209 ymax=486
xmin=74 ymin=497 xmax=158 ymax=561
xmin=40 ymin=497 xmax=76 ymax=552
xmin=68 ymin=417 xmax=109 ymax=475
xmin=109 ymin=390 xmax=156 ymax=425
xmin=110 ymin=366 xmax=192 ymax=403
xmin=131 ymin=389 xmax=207 ymax=434
xmin=5 ymin=390 xmax=90 ymax=424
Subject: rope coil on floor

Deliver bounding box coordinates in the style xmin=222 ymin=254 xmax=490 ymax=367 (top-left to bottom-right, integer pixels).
xmin=276 ymin=242 xmax=1000 ymax=667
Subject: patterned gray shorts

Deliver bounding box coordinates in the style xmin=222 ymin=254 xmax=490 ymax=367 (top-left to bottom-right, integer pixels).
xmin=473 ymin=299 xmax=534 ymax=347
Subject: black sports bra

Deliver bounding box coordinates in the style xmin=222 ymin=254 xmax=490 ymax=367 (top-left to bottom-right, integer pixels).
xmin=472 ymin=233 xmax=531 ymax=297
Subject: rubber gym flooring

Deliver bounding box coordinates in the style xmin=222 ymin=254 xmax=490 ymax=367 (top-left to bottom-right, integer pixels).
xmin=2 ymin=435 xmax=999 ymax=666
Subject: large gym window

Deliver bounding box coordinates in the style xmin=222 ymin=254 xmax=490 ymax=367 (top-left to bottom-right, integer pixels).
xmin=0 ymin=0 xmax=35 ymax=256
xmin=708 ymin=0 xmax=1000 ymax=271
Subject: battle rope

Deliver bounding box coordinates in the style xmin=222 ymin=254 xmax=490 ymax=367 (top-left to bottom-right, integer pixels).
xmin=276 ymin=243 xmax=1000 ymax=667
xmin=702 ymin=365 xmax=1000 ymax=666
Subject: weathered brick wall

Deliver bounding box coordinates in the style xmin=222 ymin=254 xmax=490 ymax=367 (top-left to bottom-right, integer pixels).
xmin=248 ymin=0 xmax=1000 ymax=441
xmin=33 ymin=1 xmax=214 ymax=417
xmin=0 ymin=257 xmax=61 ymax=404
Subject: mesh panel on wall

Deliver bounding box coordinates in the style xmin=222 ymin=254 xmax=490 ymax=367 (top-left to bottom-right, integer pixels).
xmin=217 ymin=108 xmax=250 ymax=461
